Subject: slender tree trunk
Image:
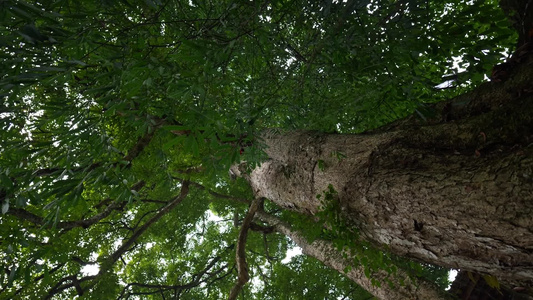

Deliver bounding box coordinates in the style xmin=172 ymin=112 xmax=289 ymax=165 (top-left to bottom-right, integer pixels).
xmin=237 ymin=53 xmax=533 ymax=287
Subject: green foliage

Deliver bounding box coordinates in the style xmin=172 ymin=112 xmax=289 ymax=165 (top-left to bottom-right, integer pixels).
xmin=264 ymin=255 xmax=374 ymax=299
xmin=0 ymin=0 xmax=514 ymax=298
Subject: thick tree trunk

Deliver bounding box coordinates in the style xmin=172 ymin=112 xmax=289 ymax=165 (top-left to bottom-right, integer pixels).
xmin=238 ymin=53 xmax=533 ymax=287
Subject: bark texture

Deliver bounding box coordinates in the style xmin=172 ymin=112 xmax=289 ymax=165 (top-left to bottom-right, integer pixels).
xmin=239 ymin=53 xmax=533 ymax=287
xmin=257 ymin=211 xmax=453 ymax=300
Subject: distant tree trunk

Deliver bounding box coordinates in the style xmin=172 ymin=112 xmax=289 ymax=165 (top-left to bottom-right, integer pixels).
xmin=236 ymin=52 xmax=533 ymax=289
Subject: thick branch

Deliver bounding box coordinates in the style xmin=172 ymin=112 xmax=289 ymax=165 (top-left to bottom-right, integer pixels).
xmin=30 ymin=126 xmax=158 ymax=179
xmin=11 ymin=263 xmax=64 ymax=298
xmin=255 ymin=211 xmax=451 ymax=300
xmin=44 ymin=275 xmax=97 ymax=300
xmin=7 ymin=200 xmax=121 ymax=230
xmin=249 ymin=222 xmax=274 ymax=234
xmin=227 ymin=198 xmax=262 ymax=300
xmin=109 ymin=181 xmax=189 ymax=264
xmin=173 ymin=176 xmax=250 ymax=205
xmin=20 ymin=127 xmax=158 ymax=213
xmin=6 ymin=181 xmax=145 ymax=231
xmin=123 ymin=129 xmax=157 ymax=162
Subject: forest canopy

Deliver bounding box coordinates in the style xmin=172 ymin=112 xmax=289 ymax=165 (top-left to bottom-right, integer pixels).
xmin=0 ymin=0 xmax=529 ymax=299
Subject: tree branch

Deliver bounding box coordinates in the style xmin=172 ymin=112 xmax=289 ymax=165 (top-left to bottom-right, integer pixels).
xmin=109 ymin=181 xmax=189 ymax=264
xmin=30 ymin=123 xmax=158 ymax=181
xmin=71 ymin=256 xmax=97 ymax=266
xmin=118 ymin=245 xmax=233 ymax=299
xmin=255 ymin=211 xmax=452 ymax=300
xmin=7 ymin=200 xmax=121 ymax=231
xmin=227 ymin=198 xmax=262 ymax=300
xmin=44 ymin=275 xmax=97 ymax=300
xmin=249 ymin=222 xmax=274 ymax=234
xmin=123 ymin=129 xmax=157 ymax=162
xmin=7 ymin=181 xmax=145 ymax=231
xmin=172 ymin=176 xmax=250 ymax=205
xmin=11 ymin=264 xmax=64 ymax=298
xmin=43 ymin=182 xmax=190 ymax=300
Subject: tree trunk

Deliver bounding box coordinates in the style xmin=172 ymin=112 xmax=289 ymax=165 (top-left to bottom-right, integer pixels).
xmin=237 ymin=52 xmax=533 ymax=287
xmin=257 ymin=211 xmax=453 ymax=300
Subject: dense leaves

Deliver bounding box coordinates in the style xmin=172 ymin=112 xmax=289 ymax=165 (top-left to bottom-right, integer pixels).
xmin=0 ymin=0 xmax=516 ymax=299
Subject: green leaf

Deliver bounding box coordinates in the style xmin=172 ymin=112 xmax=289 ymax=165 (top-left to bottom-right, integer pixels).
xmin=317 ymin=159 xmax=325 ymax=171
xmin=65 ymin=60 xmax=87 ymax=66
xmin=483 ymin=275 xmax=500 ymax=290
xmin=7 ymin=266 xmax=17 ymax=287
xmin=2 ymin=199 xmax=9 ymax=214
xmin=9 ymin=6 xmax=33 ymax=20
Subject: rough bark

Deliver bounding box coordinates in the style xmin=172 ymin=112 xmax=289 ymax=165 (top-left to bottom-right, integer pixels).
xmin=236 ymin=53 xmax=533 ymax=287
xmin=257 ymin=211 xmax=453 ymax=300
